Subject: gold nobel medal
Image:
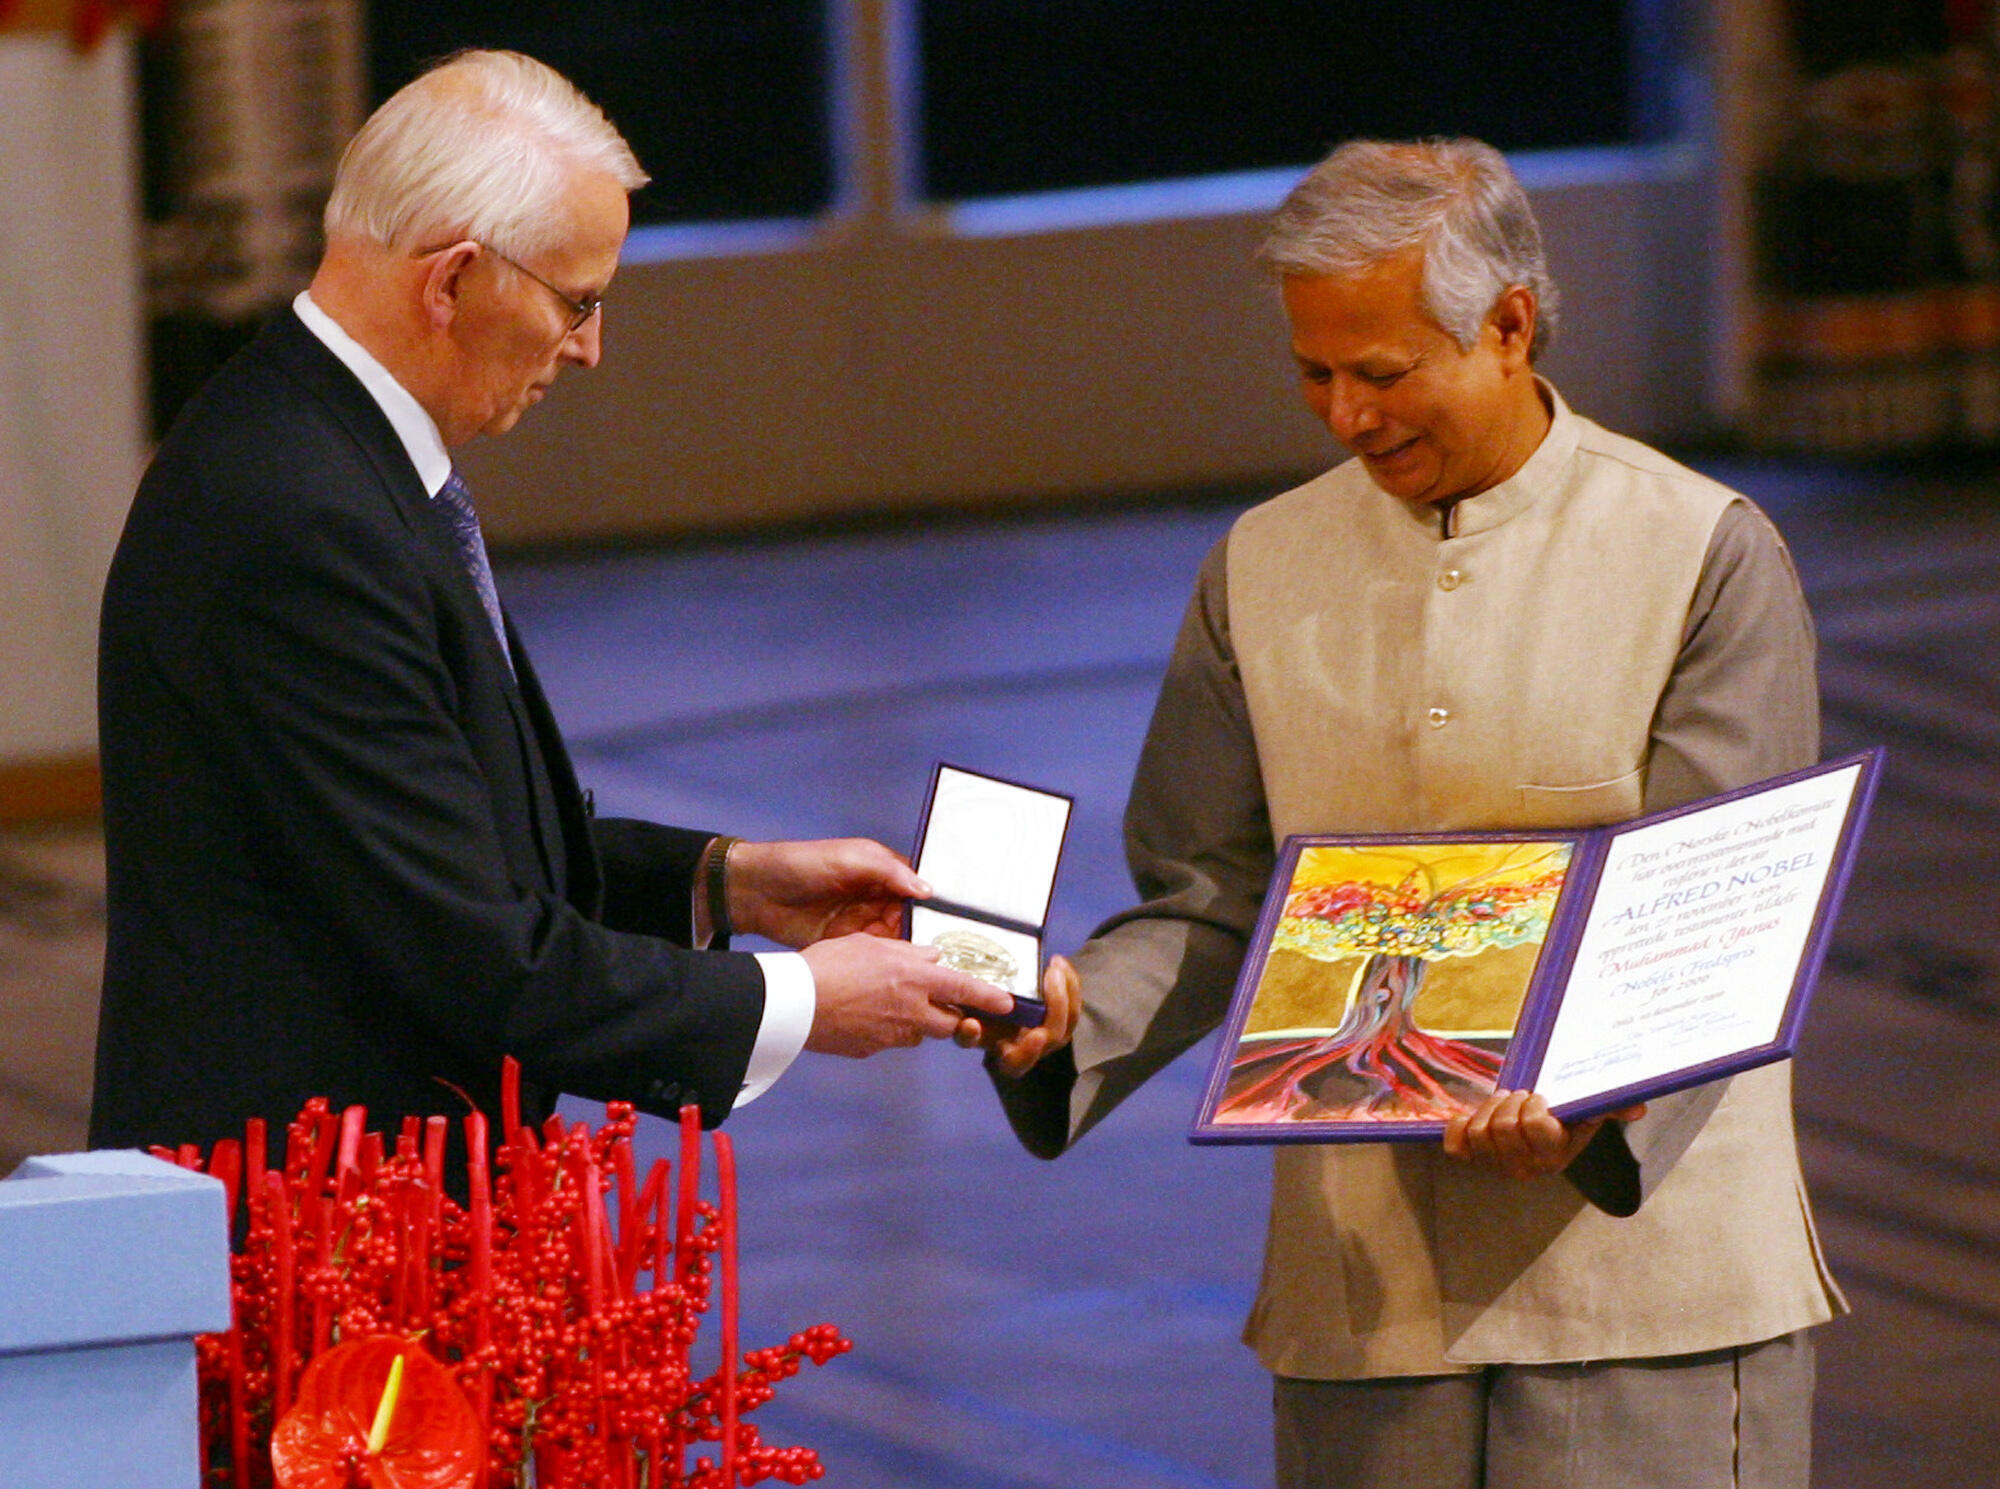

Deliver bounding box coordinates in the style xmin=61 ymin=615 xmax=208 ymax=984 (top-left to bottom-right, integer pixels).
xmin=930 ymin=928 xmax=1018 ymax=992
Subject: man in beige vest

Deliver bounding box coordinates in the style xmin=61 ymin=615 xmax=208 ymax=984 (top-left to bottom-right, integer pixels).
xmin=980 ymin=139 xmax=1843 ymax=1488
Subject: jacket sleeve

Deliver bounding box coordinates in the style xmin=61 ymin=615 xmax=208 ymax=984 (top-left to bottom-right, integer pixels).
xmin=992 ymin=536 xmax=1275 ymax=1154
xmin=592 ymin=817 xmax=713 ymax=944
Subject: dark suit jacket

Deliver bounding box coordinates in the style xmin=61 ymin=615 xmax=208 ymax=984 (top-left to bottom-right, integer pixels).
xmin=90 ymin=309 xmax=766 ymax=1156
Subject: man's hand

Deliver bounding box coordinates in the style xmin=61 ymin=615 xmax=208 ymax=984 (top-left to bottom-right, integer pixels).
xmin=953 ymin=953 xmax=1080 ymax=1078
xmin=1441 ymin=1089 xmax=1646 ymax=1180
xmin=799 ymin=934 xmax=1015 ymax=1058
xmin=726 ymin=838 xmax=924 ymax=947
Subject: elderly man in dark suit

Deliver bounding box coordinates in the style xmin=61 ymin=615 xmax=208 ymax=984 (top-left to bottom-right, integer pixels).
xmin=90 ymin=49 xmax=1028 ymax=1156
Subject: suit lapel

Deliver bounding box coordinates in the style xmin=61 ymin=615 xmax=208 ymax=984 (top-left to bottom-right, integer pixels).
xmin=258 ymin=309 xmax=583 ymax=906
xmin=499 ymin=622 xmax=568 ymax=901
xmin=508 ymin=625 xmax=602 ymax=915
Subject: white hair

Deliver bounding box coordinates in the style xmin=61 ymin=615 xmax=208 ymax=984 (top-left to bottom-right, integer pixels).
xmin=324 ymin=50 xmax=648 ymax=261
xmin=1261 ymin=137 xmax=1559 ymax=359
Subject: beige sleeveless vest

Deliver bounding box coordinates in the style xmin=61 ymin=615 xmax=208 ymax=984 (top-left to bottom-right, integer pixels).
xmin=1227 ymin=391 xmax=1842 ymax=1375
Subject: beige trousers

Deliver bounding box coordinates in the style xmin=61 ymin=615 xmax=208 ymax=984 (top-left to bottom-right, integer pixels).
xmin=1273 ymin=1332 xmax=1814 ymax=1489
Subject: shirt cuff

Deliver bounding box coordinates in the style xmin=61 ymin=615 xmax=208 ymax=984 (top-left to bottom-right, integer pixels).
xmin=739 ymin=951 xmax=815 ymax=1104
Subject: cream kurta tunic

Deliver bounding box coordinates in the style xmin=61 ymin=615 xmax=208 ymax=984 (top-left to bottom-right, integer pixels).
xmin=1009 ymin=387 xmax=1845 ymax=1380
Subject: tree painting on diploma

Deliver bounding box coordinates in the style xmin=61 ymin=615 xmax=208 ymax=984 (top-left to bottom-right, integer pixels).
xmin=1215 ymin=841 xmax=1572 ymax=1124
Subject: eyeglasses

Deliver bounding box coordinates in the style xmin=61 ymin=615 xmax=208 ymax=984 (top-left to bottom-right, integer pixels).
xmin=406 ymin=235 xmax=600 ymax=332
xmin=414 ymin=239 xmax=605 ymax=335
xmin=456 ymin=241 xmax=600 ymax=334
xmin=483 ymin=245 xmax=601 ymax=334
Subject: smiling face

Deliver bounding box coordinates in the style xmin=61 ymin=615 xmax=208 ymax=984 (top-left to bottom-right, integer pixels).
xmin=1281 ymin=251 xmax=1548 ymax=508
xmin=438 ymin=167 xmax=629 ymax=446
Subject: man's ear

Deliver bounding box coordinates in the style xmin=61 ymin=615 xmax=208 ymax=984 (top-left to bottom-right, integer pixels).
xmin=418 ymin=240 xmax=481 ymax=331
xmin=1489 ymin=284 xmax=1538 ymax=369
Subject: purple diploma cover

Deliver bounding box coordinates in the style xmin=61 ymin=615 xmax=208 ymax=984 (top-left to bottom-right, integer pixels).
xmin=1190 ymin=750 xmax=1883 ymax=1144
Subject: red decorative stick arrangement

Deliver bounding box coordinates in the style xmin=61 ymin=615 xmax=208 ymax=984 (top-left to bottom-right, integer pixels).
xmin=164 ymin=1071 xmax=848 ymax=1488
xmin=716 ymin=1133 xmax=741 ymax=1487
xmin=268 ymin=1169 xmax=297 ymax=1419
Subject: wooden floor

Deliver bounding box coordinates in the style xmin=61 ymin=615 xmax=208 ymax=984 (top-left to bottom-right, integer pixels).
xmin=4 ymin=453 xmax=1997 ymax=1485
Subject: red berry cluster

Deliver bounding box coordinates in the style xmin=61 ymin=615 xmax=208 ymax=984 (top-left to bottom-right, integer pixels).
xmin=157 ymin=1059 xmax=849 ymax=1488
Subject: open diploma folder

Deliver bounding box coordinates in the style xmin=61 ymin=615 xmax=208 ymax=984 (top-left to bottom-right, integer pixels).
xmin=908 ymin=763 xmax=1074 ymax=1026
xmin=1191 ymin=750 xmax=1883 ymax=1144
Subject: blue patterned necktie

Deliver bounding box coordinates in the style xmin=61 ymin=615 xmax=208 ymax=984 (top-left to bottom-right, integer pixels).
xmin=432 ymin=468 xmax=514 ymax=671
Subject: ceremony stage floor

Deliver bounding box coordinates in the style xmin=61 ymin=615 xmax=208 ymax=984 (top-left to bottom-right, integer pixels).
xmin=4 ymin=453 xmax=1997 ymax=1485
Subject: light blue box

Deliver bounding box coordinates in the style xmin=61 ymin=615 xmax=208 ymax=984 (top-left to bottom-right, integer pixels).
xmin=1 ymin=1150 xmax=231 ymax=1489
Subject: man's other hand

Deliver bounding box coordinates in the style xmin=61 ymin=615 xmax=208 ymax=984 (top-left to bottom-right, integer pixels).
xmin=728 ymin=837 xmax=925 ymax=947
xmin=954 ymin=953 xmax=1080 ymax=1077
xmin=1441 ymin=1089 xmax=1647 ymax=1180
xmin=799 ymin=934 xmax=1014 ymax=1058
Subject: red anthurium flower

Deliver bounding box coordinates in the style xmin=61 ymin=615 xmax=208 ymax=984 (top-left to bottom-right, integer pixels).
xmin=271 ymin=1336 xmax=482 ymax=1489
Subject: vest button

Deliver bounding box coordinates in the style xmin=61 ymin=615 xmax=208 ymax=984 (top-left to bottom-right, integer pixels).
xmin=1427 ymin=706 xmax=1450 ymax=727
xmin=1438 ymin=568 xmax=1464 ymax=591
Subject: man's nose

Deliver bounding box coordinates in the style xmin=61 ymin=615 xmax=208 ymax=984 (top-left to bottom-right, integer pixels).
xmin=1325 ymin=375 xmax=1381 ymax=441
xmin=564 ymin=312 xmax=604 ymax=369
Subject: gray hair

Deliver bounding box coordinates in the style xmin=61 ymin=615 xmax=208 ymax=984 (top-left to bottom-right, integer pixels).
xmin=324 ymin=50 xmax=648 ymax=261
xmin=1261 ymin=138 xmax=1558 ymax=359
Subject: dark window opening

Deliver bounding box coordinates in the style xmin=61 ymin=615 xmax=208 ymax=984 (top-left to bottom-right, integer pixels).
xmin=367 ymin=1 xmax=834 ymax=227
xmin=919 ymin=1 xmax=1659 ymax=203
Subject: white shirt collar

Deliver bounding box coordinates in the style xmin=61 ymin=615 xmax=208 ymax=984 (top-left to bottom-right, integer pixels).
xmin=293 ymin=290 xmax=454 ymax=498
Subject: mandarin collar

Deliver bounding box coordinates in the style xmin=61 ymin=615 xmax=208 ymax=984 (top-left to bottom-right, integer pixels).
xmin=1382 ymin=377 xmax=1577 ymax=540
